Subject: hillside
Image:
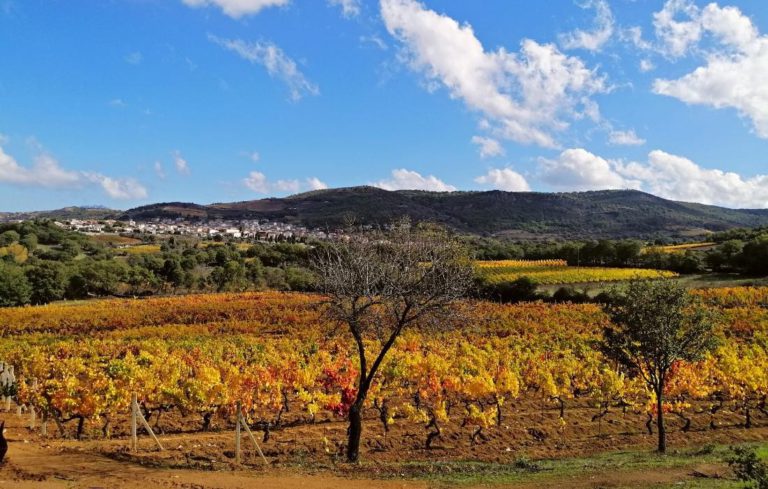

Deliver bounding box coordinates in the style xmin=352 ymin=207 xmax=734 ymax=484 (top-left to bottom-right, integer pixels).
xmin=0 ymin=206 xmax=119 ymax=222
xmin=120 ymin=187 xmax=768 ymax=239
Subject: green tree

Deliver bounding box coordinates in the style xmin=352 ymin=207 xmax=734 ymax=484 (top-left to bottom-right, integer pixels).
xmin=25 ymin=261 xmax=68 ymax=304
xmin=0 ymin=230 xmax=20 ymax=246
xmin=19 ymin=233 xmax=38 ymax=251
xmin=0 ymin=262 xmax=32 ymax=306
xmin=601 ymin=279 xmax=716 ymax=453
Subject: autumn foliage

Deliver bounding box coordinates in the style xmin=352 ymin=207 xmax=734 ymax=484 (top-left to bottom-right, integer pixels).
xmin=0 ymin=288 xmax=765 ymax=448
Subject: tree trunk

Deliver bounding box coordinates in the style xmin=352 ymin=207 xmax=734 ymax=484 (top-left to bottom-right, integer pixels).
xmin=656 ymin=393 xmax=666 ymax=453
xmin=346 ymin=402 xmax=363 ymax=462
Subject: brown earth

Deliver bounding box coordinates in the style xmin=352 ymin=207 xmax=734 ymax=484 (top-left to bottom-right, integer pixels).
xmin=0 ymin=398 xmax=758 ymax=488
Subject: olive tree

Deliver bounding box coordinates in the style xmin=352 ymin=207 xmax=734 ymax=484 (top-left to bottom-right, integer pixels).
xmin=601 ymin=279 xmax=716 ymax=453
xmin=313 ymin=221 xmax=474 ymax=462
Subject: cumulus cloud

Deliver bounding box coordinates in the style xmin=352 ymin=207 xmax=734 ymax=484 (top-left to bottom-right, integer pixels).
xmin=306 ymin=177 xmax=328 ymax=190
xmin=539 ymin=148 xmax=636 ymax=191
xmin=243 ymin=172 xmax=328 ymax=194
xmin=181 ymin=0 xmax=288 ymax=18
xmin=0 ymin=144 xmax=148 ymax=200
xmin=618 ymin=150 xmax=768 ymax=208
xmin=380 ymin=0 xmax=607 ymax=148
xmin=173 ymin=150 xmax=190 ymax=175
xmin=608 ymin=129 xmax=646 ymax=146
xmin=639 ymin=59 xmax=655 ymax=72
xmin=243 ymin=171 xmax=269 ymax=193
xmin=84 ymin=173 xmax=149 ymax=200
xmin=537 ymin=147 xmax=768 ymax=208
xmin=328 ymin=0 xmax=360 ymax=18
xmin=273 ymin=179 xmax=301 ymax=193
xmin=652 ymin=0 xmax=703 ymax=58
xmin=373 ymin=168 xmax=456 ymax=192
xmin=651 ymin=2 xmax=768 ymax=138
xmin=210 ymin=35 xmax=319 ymax=102
xmin=0 ymin=147 xmax=81 ymax=187
xmin=474 ymin=168 xmax=531 ymax=192
xmin=471 ymin=136 xmax=505 ymax=158
xmin=559 ymin=0 xmax=614 ymax=52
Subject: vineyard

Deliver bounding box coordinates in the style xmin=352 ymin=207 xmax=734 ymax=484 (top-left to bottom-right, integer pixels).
xmin=475 ymin=259 xmax=677 ymax=285
xmin=642 ymin=242 xmax=716 ymax=254
xmin=0 ymin=289 xmax=766 ymax=466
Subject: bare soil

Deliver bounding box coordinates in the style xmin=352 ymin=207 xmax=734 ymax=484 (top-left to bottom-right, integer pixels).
xmin=0 ymin=399 xmax=758 ymax=488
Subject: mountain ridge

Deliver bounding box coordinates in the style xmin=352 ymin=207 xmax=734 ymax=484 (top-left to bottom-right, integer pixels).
xmin=119 ymin=187 xmax=768 ymax=240
xmin=4 ymin=187 xmax=767 ymax=239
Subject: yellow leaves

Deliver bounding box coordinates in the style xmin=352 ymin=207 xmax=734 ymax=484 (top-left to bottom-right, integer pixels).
xmin=475 ymin=260 xmax=677 ymax=285
xmin=0 ymin=288 xmax=767 ymax=442
xmin=0 ymin=243 xmax=28 ymax=263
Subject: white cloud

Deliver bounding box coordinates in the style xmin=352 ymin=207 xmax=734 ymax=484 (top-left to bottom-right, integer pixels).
xmin=173 ymin=151 xmax=190 ymax=175
xmin=536 ymin=147 xmax=768 ymax=208
xmin=373 ymin=168 xmax=456 ymax=192
xmin=244 ymin=171 xmax=269 ymax=193
xmin=474 ymin=168 xmax=531 ymax=192
xmin=124 ymin=51 xmax=143 ymax=65
xmin=248 ymin=151 xmax=260 ymax=163
xmin=619 ymin=150 xmax=768 ymax=208
xmin=154 ymin=161 xmax=166 ymax=179
xmin=559 ymin=0 xmax=614 ymax=52
xmin=652 ymin=0 xmax=703 ymax=58
xmin=539 ymin=148 xmax=638 ymax=191
xmin=608 ymin=129 xmax=646 ymax=146
xmin=209 ymin=35 xmax=319 ymax=102
xmin=109 ymin=98 xmax=126 ymax=108
xmin=360 ymin=35 xmax=388 ymax=51
xmin=306 ymin=177 xmax=328 ymax=190
xmin=243 ymin=172 xmax=327 ymax=194
xmin=652 ymin=2 xmax=768 ymax=138
xmin=328 ymin=0 xmax=360 ymax=18
xmin=181 ymin=0 xmax=288 ymax=18
xmin=639 ymin=59 xmax=655 ymax=72
xmin=380 ymin=0 xmax=607 ymax=148
xmin=273 ymin=179 xmax=301 ymax=193
xmin=0 ymin=147 xmax=81 ymax=187
xmin=0 ymin=144 xmax=148 ymax=200
xmin=471 ymin=136 xmax=505 ymax=158
xmin=84 ymin=173 xmax=148 ymax=200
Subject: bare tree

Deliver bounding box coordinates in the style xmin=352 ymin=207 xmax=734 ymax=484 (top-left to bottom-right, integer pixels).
xmin=313 ymin=221 xmax=474 ymax=462
xmin=601 ymin=279 xmax=716 ymax=453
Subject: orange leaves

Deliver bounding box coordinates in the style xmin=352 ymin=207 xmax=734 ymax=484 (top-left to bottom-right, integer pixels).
xmin=1 ymin=289 xmax=767 ymax=440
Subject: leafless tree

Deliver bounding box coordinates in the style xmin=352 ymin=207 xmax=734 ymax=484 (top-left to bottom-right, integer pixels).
xmin=313 ymin=220 xmax=474 ymax=462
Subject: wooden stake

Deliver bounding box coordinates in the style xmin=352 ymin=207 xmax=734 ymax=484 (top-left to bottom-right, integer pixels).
xmin=28 ymin=406 xmax=35 ymax=429
xmin=131 ymin=395 xmax=163 ymax=451
xmin=240 ymin=414 xmax=268 ymax=465
xmin=131 ymin=393 xmax=137 ymax=451
xmin=235 ymin=403 xmax=241 ymax=464
xmin=235 ymin=402 xmax=268 ymax=466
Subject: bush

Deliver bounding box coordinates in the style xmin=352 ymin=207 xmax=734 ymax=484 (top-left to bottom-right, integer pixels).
xmin=728 ymin=446 xmax=768 ymax=489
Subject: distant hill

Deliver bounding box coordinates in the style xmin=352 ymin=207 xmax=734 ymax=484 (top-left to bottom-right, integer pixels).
xmin=0 ymin=206 xmax=118 ymax=222
xmin=119 ymin=187 xmax=768 ymax=240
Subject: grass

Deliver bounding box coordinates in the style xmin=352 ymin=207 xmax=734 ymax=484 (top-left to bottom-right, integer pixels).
xmin=362 ymin=443 xmax=768 ymax=487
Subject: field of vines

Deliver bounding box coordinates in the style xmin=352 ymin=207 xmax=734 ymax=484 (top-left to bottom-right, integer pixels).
xmin=0 ymin=289 xmax=766 ymax=462
xmin=475 ymin=259 xmax=677 ymax=285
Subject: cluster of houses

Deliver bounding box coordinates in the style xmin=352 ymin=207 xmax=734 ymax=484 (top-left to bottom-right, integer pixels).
xmin=60 ymin=218 xmax=338 ymax=242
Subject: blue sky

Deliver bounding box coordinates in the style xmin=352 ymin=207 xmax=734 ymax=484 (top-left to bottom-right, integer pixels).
xmin=2 ymin=0 xmax=768 ymax=211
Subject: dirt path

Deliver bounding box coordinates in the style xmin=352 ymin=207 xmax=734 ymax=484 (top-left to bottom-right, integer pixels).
xmin=0 ymin=413 xmax=732 ymax=489
xmin=0 ymin=438 xmax=728 ymax=489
